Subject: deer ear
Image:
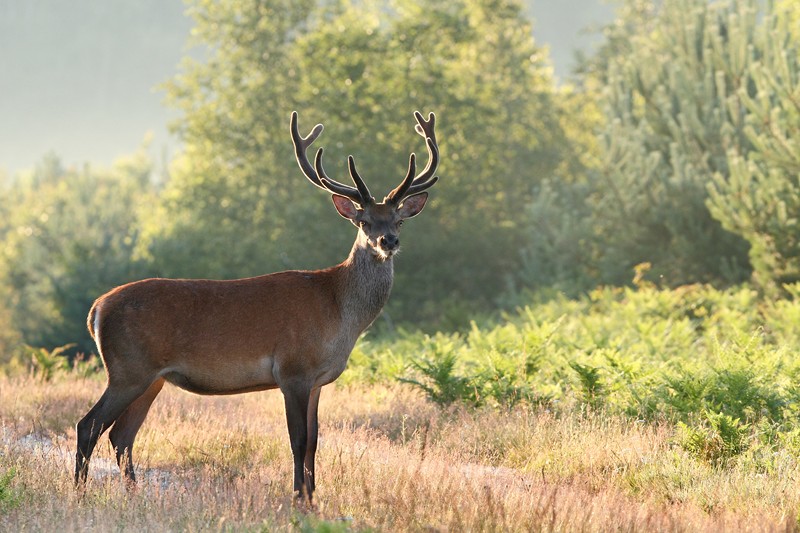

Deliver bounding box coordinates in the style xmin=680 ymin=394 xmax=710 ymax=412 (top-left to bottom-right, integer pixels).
xmin=331 ymin=194 xmax=360 ymax=220
xmin=397 ymin=192 xmax=428 ymax=219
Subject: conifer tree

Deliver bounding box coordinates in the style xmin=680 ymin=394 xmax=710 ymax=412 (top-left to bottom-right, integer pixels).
xmin=588 ymin=0 xmax=757 ymax=285
xmin=706 ymin=1 xmax=800 ymax=292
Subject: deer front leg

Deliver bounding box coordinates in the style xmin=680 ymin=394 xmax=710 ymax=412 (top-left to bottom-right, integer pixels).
xmin=304 ymin=387 xmax=322 ymax=496
xmin=282 ymin=381 xmax=313 ymax=502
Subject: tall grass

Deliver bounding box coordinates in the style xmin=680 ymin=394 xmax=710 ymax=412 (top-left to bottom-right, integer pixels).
xmin=0 ymin=377 xmax=797 ymax=530
xmin=2 ymin=283 xmax=800 ymax=530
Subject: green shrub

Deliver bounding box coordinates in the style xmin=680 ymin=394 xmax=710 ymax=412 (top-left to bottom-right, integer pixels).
xmin=25 ymin=343 xmax=74 ymax=382
xmin=0 ymin=467 xmax=22 ymax=513
xmin=362 ymin=283 xmax=799 ymax=425
xmin=568 ymin=361 xmax=605 ymax=409
xmin=677 ymin=411 xmax=750 ymax=466
xmin=399 ymin=352 xmax=481 ymax=408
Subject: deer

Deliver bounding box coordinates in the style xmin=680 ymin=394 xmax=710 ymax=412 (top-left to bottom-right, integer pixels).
xmin=74 ymin=110 xmax=440 ymax=502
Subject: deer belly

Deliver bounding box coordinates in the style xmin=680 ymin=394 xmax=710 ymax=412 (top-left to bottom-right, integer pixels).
xmin=161 ymin=355 xmax=277 ymax=395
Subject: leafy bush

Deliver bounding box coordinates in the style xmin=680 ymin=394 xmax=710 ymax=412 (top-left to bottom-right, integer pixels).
xmin=25 ymin=344 xmax=73 ymax=382
xmin=677 ymin=411 xmax=750 ymax=466
xmin=568 ymin=361 xmax=605 ymax=410
xmin=1 ymin=343 xmax=100 ymax=381
xmin=352 ymin=282 xmax=800 ymax=435
xmin=0 ymin=467 xmax=22 ymax=513
xmin=399 ymin=352 xmax=481 ymax=408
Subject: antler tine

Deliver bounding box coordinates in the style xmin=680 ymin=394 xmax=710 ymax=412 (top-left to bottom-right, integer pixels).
xmin=409 ymin=112 xmax=439 ymax=192
xmin=314 ymin=149 xmax=364 ymax=203
xmin=290 ymin=111 xmax=325 ymax=188
xmin=413 ymin=136 xmax=439 ymax=184
xmin=387 ymin=121 xmax=439 ymax=204
xmin=347 ymin=156 xmax=374 ymax=204
xmin=404 ymin=175 xmax=439 ymax=197
xmin=414 ymin=111 xmax=436 ymax=143
xmin=291 ymin=111 xmax=365 ymax=203
xmin=385 ymin=153 xmax=416 ymax=202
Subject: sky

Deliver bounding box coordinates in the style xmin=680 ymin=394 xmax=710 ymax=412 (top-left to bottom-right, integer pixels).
xmin=0 ymin=0 xmax=614 ymax=177
xmin=0 ymin=0 xmax=191 ymax=177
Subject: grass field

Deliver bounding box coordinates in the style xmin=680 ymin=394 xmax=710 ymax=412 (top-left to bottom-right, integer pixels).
xmin=2 ymin=283 xmax=800 ymax=531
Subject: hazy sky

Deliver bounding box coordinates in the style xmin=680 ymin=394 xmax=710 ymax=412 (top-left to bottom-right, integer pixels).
xmin=0 ymin=0 xmax=191 ymax=176
xmin=0 ymin=0 xmax=613 ymax=177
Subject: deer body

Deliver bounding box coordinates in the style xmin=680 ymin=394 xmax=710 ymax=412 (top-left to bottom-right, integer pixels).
xmin=75 ymin=111 xmax=439 ymax=502
xmin=90 ymin=240 xmax=392 ymax=395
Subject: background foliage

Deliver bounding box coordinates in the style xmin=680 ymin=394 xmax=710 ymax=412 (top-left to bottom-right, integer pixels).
xmin=0 ymin=150 xmax=155 ymax=356
xmin=1 ymin=0 xmax=800 ymax=358
xmin=143 ymin=0 xmax=579 ymax=329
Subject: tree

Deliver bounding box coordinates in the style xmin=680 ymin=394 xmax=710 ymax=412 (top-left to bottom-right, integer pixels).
xmin=706 ymin=1 xmax=800 ymax=292
xmin=149 ymin=0 xmax=576 ymax=328
xmin=583 ymin=0 xmax=759 ymax=286
xmin=0 ymin=150 xmax=156 ymax=353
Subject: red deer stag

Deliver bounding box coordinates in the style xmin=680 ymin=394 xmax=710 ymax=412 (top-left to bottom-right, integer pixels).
xmin=74 ymin=110 xmax=440 ymax=502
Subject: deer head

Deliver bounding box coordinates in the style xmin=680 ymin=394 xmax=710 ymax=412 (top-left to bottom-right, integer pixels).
xmin=291 ymin=111 xmax=440 ymax=260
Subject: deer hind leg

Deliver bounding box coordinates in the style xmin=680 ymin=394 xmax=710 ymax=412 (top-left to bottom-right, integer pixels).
xmin=108 ymin=378 xmax=165 ymax=486
xmin=74 ymin=380 xmax=155 ymax=487
xmin=282 ymin=381 xmax=313 ymax=502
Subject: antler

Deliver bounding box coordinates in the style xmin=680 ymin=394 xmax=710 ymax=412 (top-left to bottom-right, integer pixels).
xmin=386 ymin=111 xmax=440 ymax=204
xmin=290 ymin=111 xmax=373 ymax=205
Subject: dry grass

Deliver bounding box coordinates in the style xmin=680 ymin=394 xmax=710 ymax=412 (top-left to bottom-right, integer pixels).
xmin=1 ymin=374 xmax=797 ymax=532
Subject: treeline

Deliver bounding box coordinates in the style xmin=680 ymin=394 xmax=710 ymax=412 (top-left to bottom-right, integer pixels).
xmin=0 ymin=0 xmax=798 ymax=359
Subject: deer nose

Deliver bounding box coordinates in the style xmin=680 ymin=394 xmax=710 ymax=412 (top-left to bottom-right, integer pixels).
xmin=380 ymin=234 xmax=399 ymax=250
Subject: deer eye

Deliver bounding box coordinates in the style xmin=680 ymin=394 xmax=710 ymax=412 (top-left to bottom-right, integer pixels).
xmin=398 ymin=220 xmax=404 ymax=227
xmin=359 ymin=221 xmax=370 ymax=229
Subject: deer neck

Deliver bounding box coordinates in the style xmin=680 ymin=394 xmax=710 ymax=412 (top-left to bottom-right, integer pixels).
xmin=336 ymin=234 xmax=394 ymax=332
